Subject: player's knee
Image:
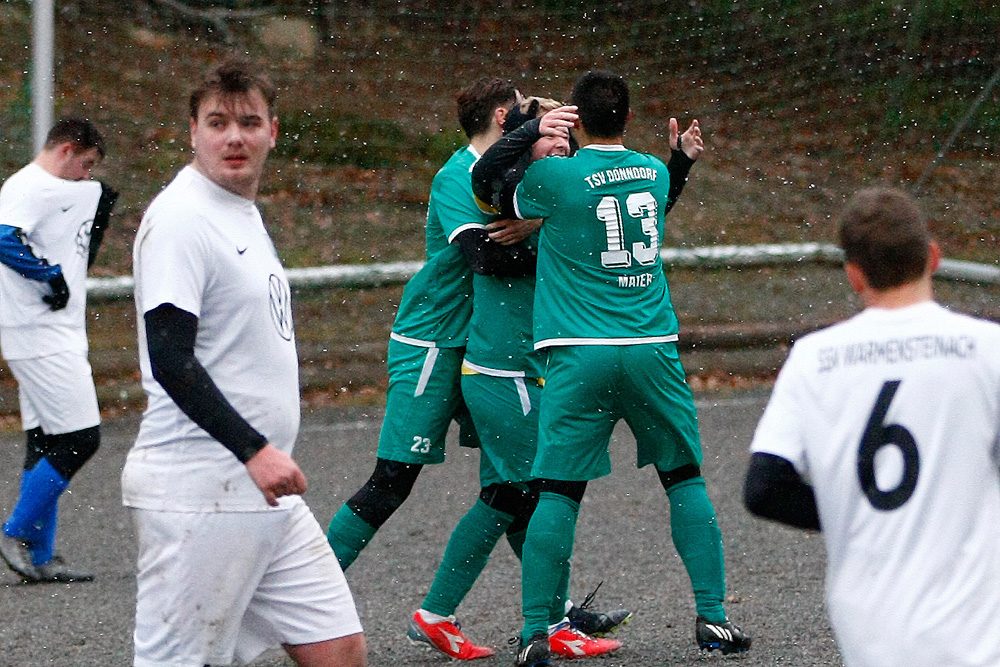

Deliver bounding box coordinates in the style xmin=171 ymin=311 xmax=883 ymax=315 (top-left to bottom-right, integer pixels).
xmin=534 ymin=478 xmax=587 ymax=505
xmin=479 ymin=483 xmax=533 ymax=517
xmin=42 ymin=425 xmax=100 ymax=480
xmin=657 ymin=463 xmax=702 ymax=493
xmin=23 ymin=426 xmax=46 ymax=471
xmin=347 ymin=458 xmax=422 ymax=528
xmin=505 ymin=486 xmax=539 ymax=535
xmin=285 ymin=631 xmax=367 ymax=667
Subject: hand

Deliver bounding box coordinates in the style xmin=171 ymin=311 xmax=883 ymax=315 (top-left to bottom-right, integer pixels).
xmin=486 ymin=218 xmax=542 ymax=245
xmin=42 ymin=272 xmax=70 ymax=311
xmin=670 ymin=118 xmax=704 ymax=161
xmin=245 ymin=444 xmax=308 ymax=507
xmin=539 ymin=106 xmax=579 ymax=139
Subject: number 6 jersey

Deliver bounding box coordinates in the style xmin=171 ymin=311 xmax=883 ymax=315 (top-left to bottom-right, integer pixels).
xmin=514 ymin=144 xmax=679 ymax=349
xmin=750 ymin=301 xmax=1000 ymax=667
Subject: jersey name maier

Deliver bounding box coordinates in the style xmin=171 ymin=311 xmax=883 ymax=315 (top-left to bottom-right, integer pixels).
xmin=584 ymin=166 xmax=658 ymax=189
xmin=617 ymin=272 xmax=655 ymax=288
xmin=818 ymin=334 xmax=976 ymax=373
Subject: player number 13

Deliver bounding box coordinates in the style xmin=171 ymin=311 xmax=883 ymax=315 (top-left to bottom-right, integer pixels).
xmin=598 ymin=192 xmax=659 ymax=268
xmin=857 ymin=380 xmax=920 ymax=511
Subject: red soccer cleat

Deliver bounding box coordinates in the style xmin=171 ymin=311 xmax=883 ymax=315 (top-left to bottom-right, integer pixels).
xmin=548 ymin=619 xmax=622 ymax=658
xmin=407 ymin=610 xmax=496 ymax=660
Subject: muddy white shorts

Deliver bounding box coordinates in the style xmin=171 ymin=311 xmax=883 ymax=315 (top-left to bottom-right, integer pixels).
xmin=131 ymin=496 xmax=363 ymax=667
xmin=7 ymin=351 xmax=100 ymax=434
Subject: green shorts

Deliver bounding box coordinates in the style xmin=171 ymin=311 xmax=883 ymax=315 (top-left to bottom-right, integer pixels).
xmin=376 ymin=339 xmax=480 ymax=465
xmin=533 ymin=343 xmax=702 ymax=482
xmin=461 ymin=369 xmax=541 ymax=488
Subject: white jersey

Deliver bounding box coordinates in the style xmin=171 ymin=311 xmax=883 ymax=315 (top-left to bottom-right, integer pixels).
xmin=750 ymin=301 xmax=1000 ymax=667
xmin=123 ymin=166 xmax=300 ymax=512
xmin=0 ymin=162 xmax=102 ymax=359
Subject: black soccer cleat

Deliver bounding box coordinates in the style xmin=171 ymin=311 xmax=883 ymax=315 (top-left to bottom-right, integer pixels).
xmin=567 ymin=603 xmax=632 ymax=636
xmin=514 ymin=632 xmax=551 ymax=667
xmin=567 ymin=581 xmax=633 ymax=636
xmin=696 ymin=615 xmax=752 ymax=655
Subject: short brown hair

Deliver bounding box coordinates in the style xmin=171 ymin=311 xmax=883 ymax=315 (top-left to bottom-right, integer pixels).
xmin=456 ymin=77 xmax=517 ymax=139
xmin=44 ymin=117 xmax=105 ymax=158
xmin=837 ymin=187 xmax=930 ymax=289
xmin=189 ymin=58 xmax=276 ymax=120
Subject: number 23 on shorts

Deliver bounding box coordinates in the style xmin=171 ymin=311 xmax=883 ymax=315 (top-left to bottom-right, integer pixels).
xmin=411 ymin=436 xmax=432 ymax=454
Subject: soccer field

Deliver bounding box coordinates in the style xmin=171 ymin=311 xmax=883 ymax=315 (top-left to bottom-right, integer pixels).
xmin=0 ymin=391 xmax=844 ymax=666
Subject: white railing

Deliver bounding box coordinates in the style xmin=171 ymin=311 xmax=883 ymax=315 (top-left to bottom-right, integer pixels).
xmin=85 ymin=243 xmax=1000 ymax=301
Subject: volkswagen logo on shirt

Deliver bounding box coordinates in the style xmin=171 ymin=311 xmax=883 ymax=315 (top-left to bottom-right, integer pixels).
xmin=268 ymin=274 xmax=293 ymax=341
xmin=75 ymin=219 xmax=93 ymax=257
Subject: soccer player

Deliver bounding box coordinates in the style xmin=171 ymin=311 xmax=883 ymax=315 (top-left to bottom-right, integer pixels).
xmin=0 ymin=118 xmax=117 ymax=583
xmin=326 ymin=78 xmax=627 ymax=651
xmin=407 ymin=97 xmax=626 ymax=661
xmin=474 ymin=70 xmax=750 ymax=666
xmin=744 ymin=187 xmax=1000 ymax=667
xmin=123 ymin=60 xmax=366 ymax=667
xmin=324 ymin=79 xmax=526 ymax=572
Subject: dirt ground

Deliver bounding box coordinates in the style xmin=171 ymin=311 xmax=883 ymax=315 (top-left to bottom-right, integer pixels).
xmin=0 ymin=391 xmax=846 ymax=666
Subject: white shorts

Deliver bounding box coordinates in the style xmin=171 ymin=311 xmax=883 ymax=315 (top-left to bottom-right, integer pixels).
xmin=131 ymin=497 xmax=363 ymax=667
xmin=7 ymin=351 xmax=100 ymax=434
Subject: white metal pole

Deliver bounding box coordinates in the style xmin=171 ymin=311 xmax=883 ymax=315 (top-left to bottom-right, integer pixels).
xmin=31 ymin=0 xmax=55 ymax=155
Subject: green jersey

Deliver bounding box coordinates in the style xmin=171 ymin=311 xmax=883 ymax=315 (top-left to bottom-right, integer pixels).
xmin=464 ymin=245 xmax=544 ymax=377
xmin=391 ymin=243 xmax=472 ymax=347
xmin=393 ymin=145 xmax=491 ymax=346
xmin=515 ymin=144 xmax=680 ymax=349
xmin=425 ymin=146 xmax=492 ymax=258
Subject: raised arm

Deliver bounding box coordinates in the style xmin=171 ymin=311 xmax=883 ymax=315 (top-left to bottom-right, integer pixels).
xmin=471 ymin=105 xmax=579 ymax=219
xmin=88 ymin=182 xmax=119 ymax=268
xmin=665 ymin=118 xmax=704 ymax=215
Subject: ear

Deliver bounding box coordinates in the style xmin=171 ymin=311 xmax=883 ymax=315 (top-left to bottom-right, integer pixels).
xmin=54 ymin=141 xmax=77 ymax=162
xmin=926 ymin=240 xmax=941 ymax=275
xmin=189 ymin=117 xmax=198 ymax=151
xmin=494 ymin=105 xmax=508 ymax=130
xmin=844 ymin=262 xmax=867 ymax=296
xmin=269 ymin=115 xmax=278 ymax=149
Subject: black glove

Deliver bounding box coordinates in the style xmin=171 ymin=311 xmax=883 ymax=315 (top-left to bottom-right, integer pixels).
xmin=42 ymin=272 xmax=70 ymax=311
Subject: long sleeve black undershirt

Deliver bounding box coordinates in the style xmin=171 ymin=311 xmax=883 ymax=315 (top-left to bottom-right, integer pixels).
xmin=472 ymin=119 xmax=544 ymax=219
xmin=471 ymin=117 xmax=698 ymax=220
xmin=88 ymin=182 xmax=119 ymax=268
xmin=453 ymin=227 xmax=537 ymax=277
xmin=743 ymin=452 xmax=821 ymax=531
xmin=144 ymin=303 xmax=267 ymax=463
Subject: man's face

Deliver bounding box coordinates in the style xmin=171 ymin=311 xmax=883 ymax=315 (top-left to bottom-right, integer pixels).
xmin=57 ymin=146 xmax=101 ymax=181
xmin=530 ymin=134 xmax=571 ymax=161
xmin=189 ymin=89 xmax=277 ymax=199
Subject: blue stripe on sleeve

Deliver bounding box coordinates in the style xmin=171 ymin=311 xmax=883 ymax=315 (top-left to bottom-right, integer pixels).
xmin=0 ymin=224 xmax=61 ymax=281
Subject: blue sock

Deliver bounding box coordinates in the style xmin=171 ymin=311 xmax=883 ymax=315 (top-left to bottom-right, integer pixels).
xmin=3 ymin=458 xmax=68 ymax=565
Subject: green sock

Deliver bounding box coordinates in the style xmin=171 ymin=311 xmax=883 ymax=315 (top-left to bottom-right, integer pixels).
xmin=509 ymin=525 xmax=568 ymax=625
xmin=422 ymin=500 xmax=514 ymax=617
xmin=506 ymin=526 xmax=526 ymax=560
xmin=666 ymin=477 xmax=727 ymax=623
xmin=521 ymin=492 xmax=579 ymax=641
xmin=549 ymin=565 xmax=571 ymax=626
xmin=326 ymin=505 xmax=377 ymax=571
